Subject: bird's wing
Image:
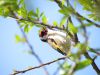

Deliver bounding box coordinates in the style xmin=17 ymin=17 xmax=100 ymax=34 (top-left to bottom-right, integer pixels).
xmin=47 ymin=35 xmax=69 ymax=55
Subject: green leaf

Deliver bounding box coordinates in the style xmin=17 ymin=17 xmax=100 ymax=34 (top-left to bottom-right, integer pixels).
xmin=36 ymin=8 xmax=40 ymax=18
xmin=15 ymin=35 xmax=21 ymax=43
xmin=60 ymin=16 xmax=67 ymax=26
xmin=40 ymin=12 xmax=44 ymax=17
xmin=59 ymin=62 xmax=71 ymax=75
xmin=61 ymin=0 xmax=65 ymax=5
xmin=28 ymin=10 xmax=37 ymax=17
xmin=15 ymin=34 xmax=26 ymax=43
xmin=75 ymin=59 xmax=92 ymax=71
xmin=42 ymin=15 xmax=48 ymax=24
xmin=69 ymin=22 xmax=78 ymax=33
xmin=59 ymin=6 xmax=74 ymax=16
xmin=24 ymin=25 xmax=28 ymax=33
xmin=59 ymin=9 xmax=69 ymax=16
xmin=18 ymin=0 xmax=24 ymax=5
xmin=63 ymin=62 xmax=71 ymax=69
xmin=17 ymin=3 xmax=27 ymax=18
xmin=74 ymin=0 xmax=78 ymax=9
xmin=53 ymin=21 xmax=58 ymax=26
xmin=0 ymin=8 xmax=3 ymax=15
xmin=3 ymin=8 xmax=10 ymax=17
xmin=49 ymin=0 xmax=54 ymax=2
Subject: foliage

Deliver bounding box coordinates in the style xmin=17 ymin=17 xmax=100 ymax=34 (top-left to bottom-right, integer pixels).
xmin=78 ymin=0 xmax=100 ymax=21
xmin=0 ymin=0 xmax=100 ymax=75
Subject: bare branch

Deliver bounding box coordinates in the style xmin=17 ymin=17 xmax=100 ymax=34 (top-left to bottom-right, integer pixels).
xmin=84 ymin=52 xmax=100 ymax=74
xmin=9 ymin=8 xmax=49 ymax=75
xmin=11 ymin=56 xmax=67 ymax=75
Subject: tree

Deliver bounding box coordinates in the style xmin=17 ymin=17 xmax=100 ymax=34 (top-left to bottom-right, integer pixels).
xmin=0 ymin=0 xmax=100 ymax=75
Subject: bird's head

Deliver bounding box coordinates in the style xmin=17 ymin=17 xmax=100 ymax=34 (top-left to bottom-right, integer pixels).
xmin=39 ymin=27 xmax=48 ymax=42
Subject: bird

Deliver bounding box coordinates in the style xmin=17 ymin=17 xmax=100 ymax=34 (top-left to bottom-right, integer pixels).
xmin=39 ymin=27 xmax=72 ymax=55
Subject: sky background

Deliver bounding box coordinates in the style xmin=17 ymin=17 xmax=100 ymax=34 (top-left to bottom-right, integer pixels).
xmin=0 ymin=0 xmax=100 ymax=75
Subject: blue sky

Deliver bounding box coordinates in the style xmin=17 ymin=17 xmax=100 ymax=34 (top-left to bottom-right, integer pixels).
xmin=0 ymin=0 xmax=100 ymax=75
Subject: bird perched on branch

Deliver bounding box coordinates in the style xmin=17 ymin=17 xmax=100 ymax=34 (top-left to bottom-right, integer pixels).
xmin=39 ymin=27 xmax=72 ymax=55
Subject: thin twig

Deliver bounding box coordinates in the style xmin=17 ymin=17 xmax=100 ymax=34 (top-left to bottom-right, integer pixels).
xmin=77 ymin=16 xmax=100 ymax=75
xmin=17 ymin=22 xmax=49 ymax=75
xmin=54 ymin=0 xmax=100 ymax=28
xmin=7 ymin=2 xmax=100 ymax=75
xmin=10 ymin=16 xmax=74 ymax=40
xmin=77 ymin=12 xmax=100 ymax=75
xmin=9 ymin=8 xmax=49 ymax=75
xmin=11 ymin=56 xmax=67 ymax=75
xmin=89 ymin=48 xmax=100 ymax=56
xmin=75 ymin=7 xmax=100 ymax=75
xmin=54 ymin=1 xmax=100 ymax=75
xmin=75 ymin=12 xmax=100 ymax=28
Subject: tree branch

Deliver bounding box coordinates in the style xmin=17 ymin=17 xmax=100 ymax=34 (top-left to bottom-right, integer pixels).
xmin=9 ymin=9 xmax=49 ymax=75
xmin=11 ymin=56 xmax=67 ymax=75
xmin=54 ymin=0 xmax=100 ymax=75
xmin=7 ymin=1 xmax=100 ymax=75
xmin=17 ymin=22 xmax=49 ymax=75
xmin=54 ymin=0 xmax=100 ymax=28
xmin=84 ymin=52 xmax=100 ymax=74
xmin=76 ymin=13 xmax=100 ymax=28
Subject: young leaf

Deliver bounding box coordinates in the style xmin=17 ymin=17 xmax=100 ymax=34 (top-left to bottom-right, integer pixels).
xmin=63 ymin=62 xmax=71 ymax=69
xmin=18 ymin=0 xmax=24 ymax=5
xmin=40 ymin=12 xmax=44 ymax=17
xmin=0 ymin=8 xmax=3 ymax=15
xmin=49 ymin=0 xmax=54 ymax=2
xmin=28 ymin=10 xmax=37 ymax=17
xmin=69 ymin=22 xmax=78 ymax=33
xmin=15 ymin=35 xmax=21 ymax=43
xmin=61 ymin=0 xmax=65 ymax=5
xmin=75 ymin=59 xmax=92 ymax=71
xmin=42 ymin=15 xmax=48 ymax=24
xmin=24 ymin=25 xmax=28 ymax=33
xmin=60 ymin=16 xmax=67 ymax=27
xmin=59 ymin=9 xmax=69 ymax=16
xmin=53 ymin=21 xmax=58 ymax=26
xmin=17 ymin=3 xmax=27 ymax=18
xmin=36 ymin=8 xmax=40 ymax=18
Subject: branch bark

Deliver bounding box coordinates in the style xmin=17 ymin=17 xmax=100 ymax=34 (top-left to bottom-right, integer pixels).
xmin=54 ymin=0 xmax=100 ymax=75
xmin=54 ymin=0 xmax=100 ymax=28
xmin=11 ymin=56 xmax=67 ymax=75
xmin=7 ymin=1 xmax=100 ymax=75
xmin=84 ymin=52 xmax=100 ymax=74
xmin=9 ymin=9 xmax=49 ymax=75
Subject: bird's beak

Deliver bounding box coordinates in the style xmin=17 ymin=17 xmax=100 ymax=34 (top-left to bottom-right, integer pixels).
xmin=40 ymin=37 xmax=47 ymax=42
